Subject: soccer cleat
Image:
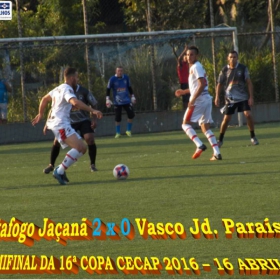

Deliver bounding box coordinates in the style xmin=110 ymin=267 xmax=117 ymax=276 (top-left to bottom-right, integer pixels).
xmin=251 ymin=137 xmax=259 ymax=145
xmin=217 ymin=140 xmax=223 ymax=148
xmin=63 ymin=172 xmax=69 ymax=183
xmin=90 ymin=164 xmax=98 ymax=172
xmin=192 ymin=144 xmax=207 ymax=159
xmin=43 ymin=164 xmax=54 ymax=174
xmin=210 ymin=154 xmax=222 ymax=161
xmin=53 ymin=167 xmax=67 ymax=185
xmin=115 ymin=133 xmax=121 ymax=138
xmin=126 ymin=131 xmax=132 ymax=137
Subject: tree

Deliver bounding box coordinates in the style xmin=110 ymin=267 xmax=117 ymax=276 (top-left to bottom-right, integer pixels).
xmin=215 ymin=0 xmax=240 ymax=26
xmin=119 ymin=0 xmax=208 ymax=31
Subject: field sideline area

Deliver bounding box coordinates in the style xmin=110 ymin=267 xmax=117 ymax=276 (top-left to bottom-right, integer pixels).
xmin=0 ymin=122 xmax=280 ymax=279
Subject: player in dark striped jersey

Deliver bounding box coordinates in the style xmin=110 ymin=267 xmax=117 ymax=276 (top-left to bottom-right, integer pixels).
xmin=215 ymin=50 xmax=259 ymax=146
xmin=43 ymin=84 xmax=99 ymax=175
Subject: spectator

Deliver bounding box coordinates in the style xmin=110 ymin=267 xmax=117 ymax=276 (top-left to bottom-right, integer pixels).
xmin=175 ymin=46 xmax=190 ymax=109
xmin=0 ymin=77 xmax=12 ymax=124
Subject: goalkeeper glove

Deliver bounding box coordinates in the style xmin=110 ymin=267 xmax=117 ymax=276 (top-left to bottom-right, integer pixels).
xmin=131 ymin=94 xmax=136 ymax=104
xmin=106 ymin=97 xmax=113 ymax=108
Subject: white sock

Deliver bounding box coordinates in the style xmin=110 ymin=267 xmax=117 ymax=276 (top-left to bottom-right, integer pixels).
xmin=57 ymin=149 xmax=83 ymax=174
xmin=204 ymin=130 xmax=220 ymax=155
xmin=182 ymin=124 xmax=203 ymax=148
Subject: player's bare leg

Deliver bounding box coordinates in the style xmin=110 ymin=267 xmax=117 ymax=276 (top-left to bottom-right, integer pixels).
xmin=244 ymin=110 xmax=259 ymax=145
xmin=218 ymin=115 xmax=231 ymax=147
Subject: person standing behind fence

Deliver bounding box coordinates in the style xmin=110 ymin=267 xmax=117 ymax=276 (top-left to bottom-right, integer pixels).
xmin=175 ymin=46 xmax=190 ymax=109
xmin=106 ymin=66 xmax=136 ymax=138
xmin=214 ymin=50 xmax=259 ymax=147
xmin=180 ymin=46 xmax=222 ymax=161
xmin=0 ymin=77 xmax=12 ymax=124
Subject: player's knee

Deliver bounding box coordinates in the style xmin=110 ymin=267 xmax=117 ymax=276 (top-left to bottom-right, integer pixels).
xmin=182 ymin=124 xmax=191 ymax=132
xmin=244 ymin=111 xmax=251 ymax=118
xmin=115 ymin=116 xmax=122 ymax=122
xmin=81 ymin=145 xmax=87 ymax=154
xmin=223 ymin=115 xmax=231 ymax=123
xmin=127 ymin=111 xmax=135 ymax=119
xmin=54 ymin=139 xmax=60 ymax=147
xmin=115 ymin=112 xmax=122 ymax=122
xmin=84 ymin=134 xmax=95 ymax=145
xmin=77 ymin=141 xmax=87 ymax=154
xmin=85 ymin=137 xmax=95 ymax=145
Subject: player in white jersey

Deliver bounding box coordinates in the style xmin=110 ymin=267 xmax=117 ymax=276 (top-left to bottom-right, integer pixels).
xmin=176 ymin=46 xmax=221 ymax=161
xmin=32 ymin=67 xmax=103 ymax=185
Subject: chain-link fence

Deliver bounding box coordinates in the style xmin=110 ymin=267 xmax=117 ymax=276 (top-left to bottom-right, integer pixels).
xmin=0 ymin=28 xmax=233 ymax=122
xmin=0 ymin=28 xmax=279 ymax=123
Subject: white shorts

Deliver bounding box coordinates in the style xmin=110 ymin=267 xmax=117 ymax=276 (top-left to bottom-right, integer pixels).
xmin=51 ymin=125 xmax=81 ymax=149
xmin=0 ymin=103 xmax=8 ymax=119
xmin=183 ymin=97 xmax=213 ymax=126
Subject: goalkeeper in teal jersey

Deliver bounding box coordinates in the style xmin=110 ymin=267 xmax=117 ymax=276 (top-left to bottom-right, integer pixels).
xmin=106 ymin=66 xmax=136 ymax=138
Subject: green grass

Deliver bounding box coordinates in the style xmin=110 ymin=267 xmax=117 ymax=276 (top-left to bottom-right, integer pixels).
xmin=0 ymin=123 xmax=280 ymax=279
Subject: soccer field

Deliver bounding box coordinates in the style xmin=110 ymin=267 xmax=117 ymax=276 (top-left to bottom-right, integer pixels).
xmin=0 ymin=123 xmax=280 ymax=279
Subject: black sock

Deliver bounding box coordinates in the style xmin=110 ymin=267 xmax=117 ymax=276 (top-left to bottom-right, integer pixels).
xmin=250 ymin=131 xmax=255 ymax=138
xmin=219 ymin=133 xmax=224 ymax=142
xmin=50 ymin=144 xmax=60 ymax=166
xmin=88 ymin=144 xmax=97 ymax=165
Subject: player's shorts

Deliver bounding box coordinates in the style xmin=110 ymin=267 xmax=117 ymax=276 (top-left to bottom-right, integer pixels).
xmin=180 ymin=83 xmax=190 ymax=103
xmin=183 ymin=96 xmax=213 ymax=126
xmin=0 ymin=103 xmax=8 ymax=119
xmin=114 ymin=103 xmax=135 ymax=122
xmin=71 ymin=120 xmax=94 ymax=137
xmin=222 ymin=100 xmax=251 ymax=115
xmin=51 ymin=125 xmax=81 ymax=149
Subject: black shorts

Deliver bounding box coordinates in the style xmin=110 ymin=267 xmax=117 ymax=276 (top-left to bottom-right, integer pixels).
xmin=114 ymin=103 xmax=135 ymax=122
xmin=71 ymin=120 xmax=94 ymax=137
xmin=181 ymin=83 xmax=190 ymax=103
xmin=223 ymin=100 xmax=251 ymax=115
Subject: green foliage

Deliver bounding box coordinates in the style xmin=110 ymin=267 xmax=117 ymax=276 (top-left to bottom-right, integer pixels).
xmin=240 ymin=49 xmax=276 ymax=102
xmin=0 ymin=0 xmax=105 ymax=39
xmin=119 ymin=0 xmax=208 ymax=31
xmin=8 ymin=84 xmax=54 ymax=122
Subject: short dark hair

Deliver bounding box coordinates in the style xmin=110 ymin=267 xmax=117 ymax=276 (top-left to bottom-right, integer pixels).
xmin=64 ymin=67 xmax=77 ymax=78
xmin=188 ymin=45 xmax=199 ymax=54
xmin=229 ymin=50 xmax=238 ymax=57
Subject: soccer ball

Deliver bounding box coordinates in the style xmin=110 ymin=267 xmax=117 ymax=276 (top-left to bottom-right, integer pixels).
xmin=113 ymin=164 xmax=129 ymax=180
